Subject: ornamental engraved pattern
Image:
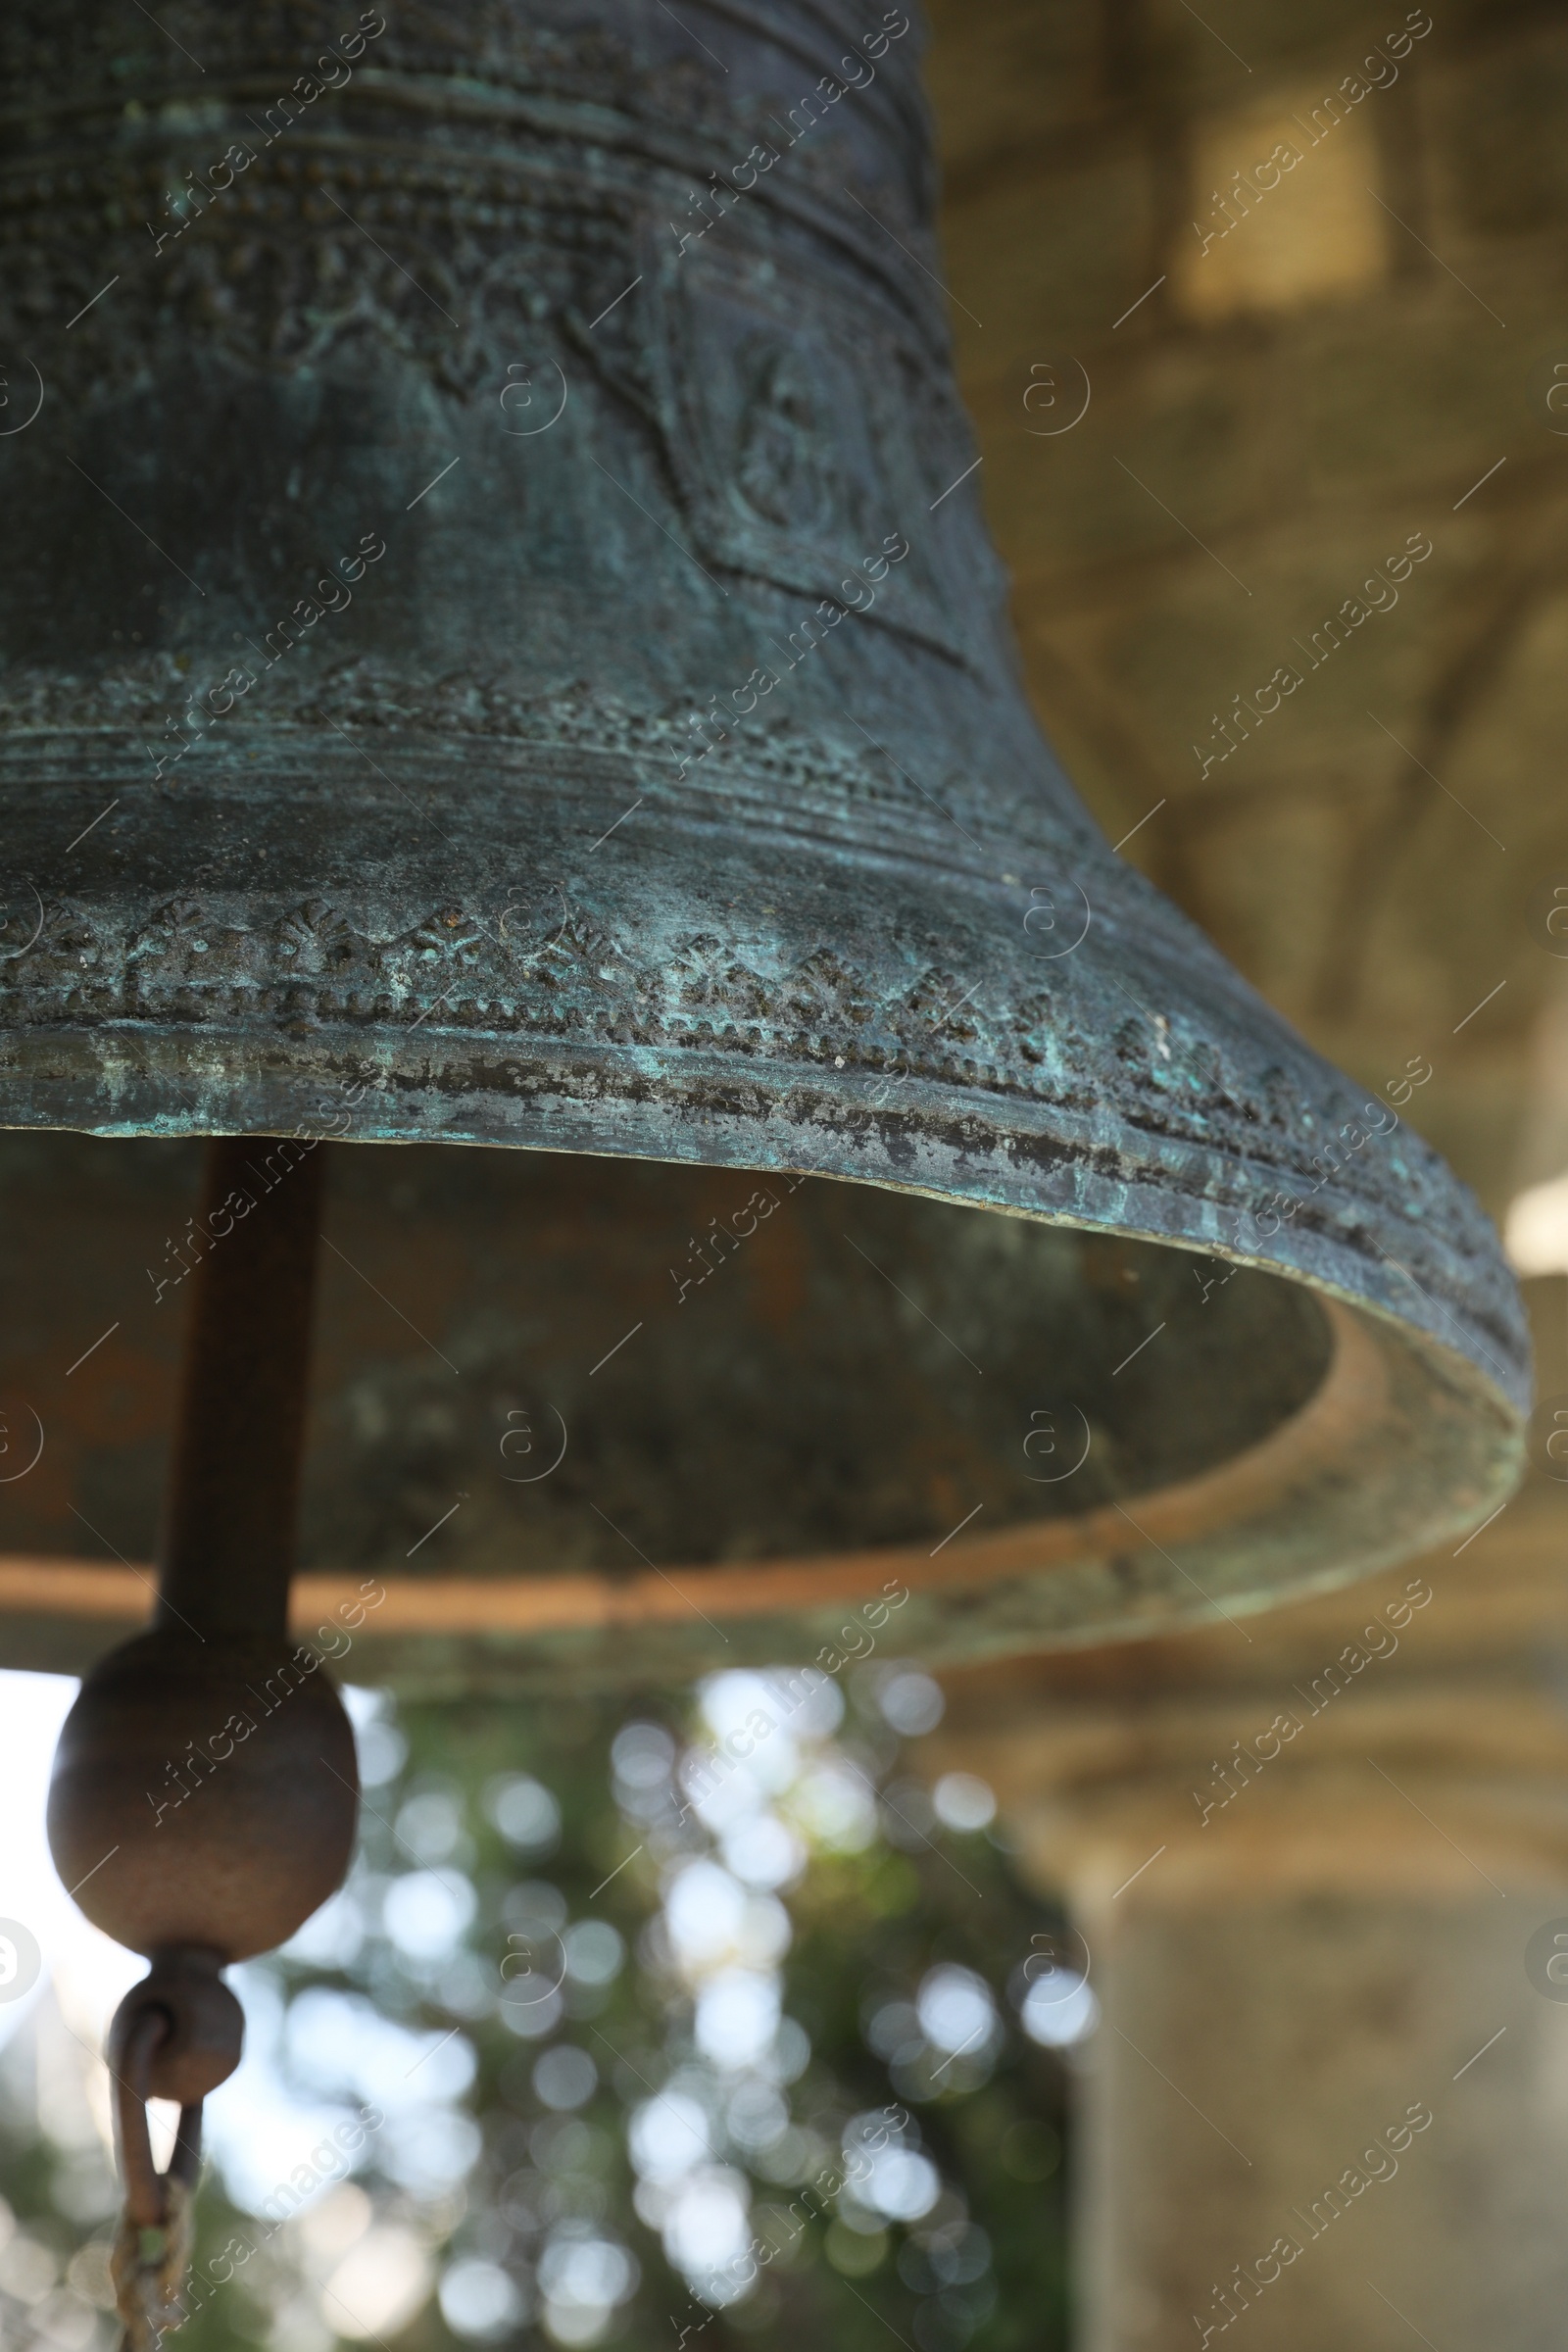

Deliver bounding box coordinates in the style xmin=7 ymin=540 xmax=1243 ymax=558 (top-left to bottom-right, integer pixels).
xmin=0 ymin=8 xmax=935 ymax=393
xmin=0 ymin=903 xmax=1485 ymax=1283
xmin=0 ymin=647 xmax=1490 ymax=1278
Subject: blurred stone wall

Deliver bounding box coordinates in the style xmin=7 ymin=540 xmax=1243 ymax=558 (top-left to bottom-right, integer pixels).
xmin=920 ymin=24 xmax=1568 ymax=2336
xmin=927 ymin=0 xmax=1568 ymax=1224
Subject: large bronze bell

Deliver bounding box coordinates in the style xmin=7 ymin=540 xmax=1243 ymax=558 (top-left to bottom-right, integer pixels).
xmin=0 ymin=0 xmax=1527 ymax=1684
xmin=0 ymin=0 xmax=1528 ymax=2321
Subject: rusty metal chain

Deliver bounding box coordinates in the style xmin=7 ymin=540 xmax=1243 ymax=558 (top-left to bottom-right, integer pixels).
xmin=111 ymin=2005 xmax=204 ymax=2352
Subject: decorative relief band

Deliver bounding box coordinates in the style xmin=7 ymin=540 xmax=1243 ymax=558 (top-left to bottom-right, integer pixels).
xmin=0 ymin=861 xmax=1491 ymax=1290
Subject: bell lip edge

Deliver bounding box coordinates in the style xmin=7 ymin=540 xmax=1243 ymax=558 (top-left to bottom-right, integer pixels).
xmin=0 ymin=1098 xmax=1529 ymax=1422
xmin=0 ymin=1291 xmax=1523 ymax=1680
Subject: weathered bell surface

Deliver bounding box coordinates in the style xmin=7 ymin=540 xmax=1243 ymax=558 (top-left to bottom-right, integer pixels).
xmin=0 ymin=0 xmax=1527 ymax=1690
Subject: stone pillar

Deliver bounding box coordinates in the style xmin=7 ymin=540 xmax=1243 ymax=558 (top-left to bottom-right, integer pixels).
xmin=928 ymin=1483 xmax=1568 ymax=2351
xmin=1077 ymin=1886 xmax=1566 ymax=2352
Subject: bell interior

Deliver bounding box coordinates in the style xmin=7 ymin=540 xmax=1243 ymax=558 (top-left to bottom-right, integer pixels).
xmin=0 ymin=1132 xmax=1332 ymax=1577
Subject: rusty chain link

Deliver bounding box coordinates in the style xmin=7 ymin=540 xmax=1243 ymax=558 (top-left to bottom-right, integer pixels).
xmin=111 ymin=2006 xmax=204 ymax=2352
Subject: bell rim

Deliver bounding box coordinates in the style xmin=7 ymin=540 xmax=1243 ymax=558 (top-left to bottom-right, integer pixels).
xmin=0 ymin=1125 xmax=1523 ymax=1690
xmin=0 ymin=1012 xmax=1529 ymax=1410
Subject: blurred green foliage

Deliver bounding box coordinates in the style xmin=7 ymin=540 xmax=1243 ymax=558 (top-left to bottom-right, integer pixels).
xmin=0 ymin=1669 xmax=1073 ymax=2352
